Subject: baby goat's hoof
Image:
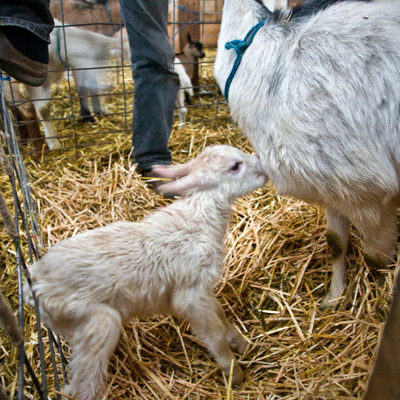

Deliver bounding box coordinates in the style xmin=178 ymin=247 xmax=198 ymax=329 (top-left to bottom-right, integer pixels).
xmin=224 ymin=364 xmax=245 ymax=386
xmin=229 ymin=334 xmax=247 ymax=354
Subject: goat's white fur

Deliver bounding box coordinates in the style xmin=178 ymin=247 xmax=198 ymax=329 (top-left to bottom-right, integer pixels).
xmin=214 ymin=0 xmax=400 ymax=308
xmin=24 ymin=145 xmax=266 ymax=399
xmin=174 ymin=57 xmax=194 ymax=127
xmin=24 ymin=20 xmax=120 ymax=150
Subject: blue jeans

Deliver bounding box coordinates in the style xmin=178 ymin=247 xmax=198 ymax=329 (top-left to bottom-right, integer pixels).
xmin=0 ymin=0 xmax=53 ymax=42
xmin=119 ymin=0 xmax=179 ymax=171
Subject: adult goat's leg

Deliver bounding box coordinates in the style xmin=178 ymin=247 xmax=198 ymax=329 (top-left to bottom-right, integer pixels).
xmin=361 ymin=204 xmax=397 ymax=279
xmin=321 ymin=208 xmax=350 ymax=309
xmin=85 ymin=70 xmax=104 ymax=116
xmin=25 ymin=84 xmax=62 ymax=150
xmin=73 ymin=69 xmax=95 ymax=123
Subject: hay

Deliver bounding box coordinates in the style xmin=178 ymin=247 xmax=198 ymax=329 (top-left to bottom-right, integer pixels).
xmin=0 ymin=49 xmax=395 ymax=399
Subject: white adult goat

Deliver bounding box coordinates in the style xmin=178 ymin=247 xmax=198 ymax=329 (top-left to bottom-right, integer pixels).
xmin=24 ymin=145 xmax=267 ymax=399
xmin=214 ymin=0 xmax=400 ymax=308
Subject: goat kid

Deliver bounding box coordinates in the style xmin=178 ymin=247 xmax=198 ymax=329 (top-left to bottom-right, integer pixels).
xmin=174 ymin=57 xmax=194 ymax=126
xmin=25 ymin=20 xmax=120 ymax=150
xmin=24 ymin=145 xmax=267 ymax=399
xmin=173 ymin=33 xmax=205 ymax=122
xmin=214 ymin=0 xmax=400 ymax=308
xmin=176 ymin=33 xmax=206 ymax=83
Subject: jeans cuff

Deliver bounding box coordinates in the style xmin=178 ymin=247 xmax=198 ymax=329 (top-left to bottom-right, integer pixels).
xmin=137 ymin=160 xmax=171 ymax=172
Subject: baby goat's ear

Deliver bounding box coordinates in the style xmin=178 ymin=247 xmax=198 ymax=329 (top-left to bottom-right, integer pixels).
xmin=152 ymin=163 xmax=191 ymax=180
xmin=157 ymin=173 xmax=201 ymax=195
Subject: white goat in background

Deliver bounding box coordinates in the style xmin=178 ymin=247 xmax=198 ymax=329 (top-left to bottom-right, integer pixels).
xmin=25 ymin=20 xmax=120 ymax=150
xmin=174 ymin=57 xmax=194 ymax=127
xmin=24 ymin=145 xmax=267 ymax=400
xmin=214 ymin=0 xmax=400 ymax=308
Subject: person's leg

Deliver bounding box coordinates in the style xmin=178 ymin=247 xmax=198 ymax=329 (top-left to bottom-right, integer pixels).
xmin=0 ymin=0 xmax=53 ymax=86
xmin=119 ymin=0 xmax=179 ymax=171
xmin=0 ymin=0 xmax=53 ymax=42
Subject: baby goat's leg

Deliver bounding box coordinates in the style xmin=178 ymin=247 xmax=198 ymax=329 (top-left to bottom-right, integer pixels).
xmin=321 ymin=208 xmax=350 ymax=309
xmin=172 ymin=289 xmax=244 ymax=385
xmin=213 ymin=298 xmax=247 ymax=354
xmin=67 ymin=305 xmax=121 ymax=400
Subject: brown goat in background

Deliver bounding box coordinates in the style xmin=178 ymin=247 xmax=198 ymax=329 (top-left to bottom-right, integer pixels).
xmin=3 ymin=82 xmax=45 ymax=154
xmin=50 ymin=0 xmax=122 ymax=36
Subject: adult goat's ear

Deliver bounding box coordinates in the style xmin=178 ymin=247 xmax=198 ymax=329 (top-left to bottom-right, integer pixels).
xmin=260 ymin=0 xmax=288 ymax=12
xmin=152 ymin=163 xmax=192 ymax=180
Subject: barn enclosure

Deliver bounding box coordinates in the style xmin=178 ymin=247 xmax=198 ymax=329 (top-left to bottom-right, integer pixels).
xmin=0 ymin=0 xmax=395 ymax=399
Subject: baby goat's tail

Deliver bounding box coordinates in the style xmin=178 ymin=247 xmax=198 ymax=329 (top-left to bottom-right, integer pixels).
xmin=23 ymin=278 xmax=35 ymax=308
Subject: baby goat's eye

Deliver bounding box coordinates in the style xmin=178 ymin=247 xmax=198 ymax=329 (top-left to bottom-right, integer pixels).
xmin=229 ymin=161 xmax=242 ymax=173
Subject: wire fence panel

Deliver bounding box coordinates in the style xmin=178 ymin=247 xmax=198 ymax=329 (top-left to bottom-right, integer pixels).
xmin=4 ymin=0 xmax=225 ymax=163
xmin=1 ymin=74 xmax=70 ymax=400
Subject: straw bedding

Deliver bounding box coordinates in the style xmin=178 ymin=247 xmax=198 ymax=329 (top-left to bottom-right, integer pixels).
xmin=0 ymin=51 xmax=396 ymax=399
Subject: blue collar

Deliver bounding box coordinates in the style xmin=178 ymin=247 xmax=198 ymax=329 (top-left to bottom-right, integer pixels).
xmin=224 ymin=19 xmax=267 ymax=102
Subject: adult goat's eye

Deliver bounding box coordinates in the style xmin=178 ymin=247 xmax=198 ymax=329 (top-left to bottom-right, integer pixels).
xmin=229 ymin=161 xmax=242 ymax=173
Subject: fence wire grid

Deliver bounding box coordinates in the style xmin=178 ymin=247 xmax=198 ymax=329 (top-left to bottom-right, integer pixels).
xmin=4 ymin=0 xmax=226 ymax=162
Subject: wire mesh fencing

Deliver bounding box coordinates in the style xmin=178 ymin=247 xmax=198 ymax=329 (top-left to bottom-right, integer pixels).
xmin=4 ymin=0 xmax=227 ymax=162
xmin=1 ymin=74 xmax=69 ymax=400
